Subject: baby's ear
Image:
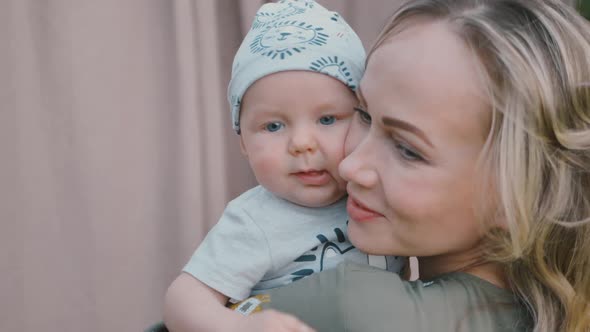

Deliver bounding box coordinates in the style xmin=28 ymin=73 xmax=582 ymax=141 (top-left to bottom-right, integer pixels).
xmin=239 ymin=136 xmax=248 ymax=157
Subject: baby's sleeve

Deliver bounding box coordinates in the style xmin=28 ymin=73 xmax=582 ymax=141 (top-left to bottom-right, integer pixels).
xmin=182 ymin=202 xmax=272 ymax=301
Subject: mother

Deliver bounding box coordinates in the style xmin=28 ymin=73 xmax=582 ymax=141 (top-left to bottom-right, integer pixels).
xmin=253 ymin=0 xmax=590 ymax=331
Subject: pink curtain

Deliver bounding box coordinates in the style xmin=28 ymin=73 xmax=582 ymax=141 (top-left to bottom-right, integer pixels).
xmin=0 ymin=1 xmax=402 ymax=331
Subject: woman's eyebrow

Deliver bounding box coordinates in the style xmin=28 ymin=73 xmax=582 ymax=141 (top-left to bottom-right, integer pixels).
xmin=382 ymin=116 xmax=434 ymax=148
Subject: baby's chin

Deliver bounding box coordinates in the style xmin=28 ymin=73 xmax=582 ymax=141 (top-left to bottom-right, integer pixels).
xmin=281 ymin=189 xmax=347 ymax=208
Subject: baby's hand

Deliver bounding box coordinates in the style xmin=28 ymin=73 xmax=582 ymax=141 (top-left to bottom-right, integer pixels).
xmin=241 ymin=310 xmax=316 ymax=332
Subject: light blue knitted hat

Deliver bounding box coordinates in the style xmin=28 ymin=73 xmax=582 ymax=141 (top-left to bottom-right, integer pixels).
xmin=228 ymin=0 xmax=366 ymax=133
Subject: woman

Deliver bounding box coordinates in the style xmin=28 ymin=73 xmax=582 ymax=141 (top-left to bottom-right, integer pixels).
xmin=247 ymin=0 xmax=590 ymax=331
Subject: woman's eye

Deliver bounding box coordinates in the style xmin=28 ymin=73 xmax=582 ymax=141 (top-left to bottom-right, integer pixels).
xmin=264 ymin=122 xmax=284 ymax=132
xmin=354 ymin=107 xmax=372 ymax=124
xmin=396 ymin=143 xmax=423 ymax=162
xmin=319 ymin=115 xmax=336 ymax=125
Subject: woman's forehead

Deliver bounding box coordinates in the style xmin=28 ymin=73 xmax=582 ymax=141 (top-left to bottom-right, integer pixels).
xmin=367 ymin=21 xmax=482 ymax=93
xmin=362 ymin=20 xmax=492 ymax=142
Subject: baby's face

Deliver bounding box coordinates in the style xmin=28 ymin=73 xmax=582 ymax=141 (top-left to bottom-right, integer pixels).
xmin=239 ymin=71 xmax=357 ymax=207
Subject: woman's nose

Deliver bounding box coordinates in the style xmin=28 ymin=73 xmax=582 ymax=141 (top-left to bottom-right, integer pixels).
xmin=339 ymin=141 xmax=378 ymax=188
xmin=288 ymin=128 xmax=318 ymax=155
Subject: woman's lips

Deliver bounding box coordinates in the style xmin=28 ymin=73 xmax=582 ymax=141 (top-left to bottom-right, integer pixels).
xmin=293 ymin=170 xmax=330 ymax=186
xmin=347 ymin=196 xmax=382 ymax=222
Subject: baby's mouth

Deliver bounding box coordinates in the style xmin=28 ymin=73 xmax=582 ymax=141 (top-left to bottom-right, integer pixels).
xmin=292 ymin=170 xmax=330 ymax=186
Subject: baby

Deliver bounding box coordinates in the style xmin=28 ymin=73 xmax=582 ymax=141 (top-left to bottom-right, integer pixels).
xmin=164 ymin=1 xmax=404 ymax=330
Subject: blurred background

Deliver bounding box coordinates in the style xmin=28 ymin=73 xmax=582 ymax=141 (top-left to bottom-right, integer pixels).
xmin=1 ymin=0 xmax=587 ymax=331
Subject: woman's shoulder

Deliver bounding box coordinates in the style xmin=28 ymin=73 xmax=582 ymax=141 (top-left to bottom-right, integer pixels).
xmin=338 ymin=263 xmax=529 ymax=331
xmin=263 ymin=262 xmax=531 ymax=332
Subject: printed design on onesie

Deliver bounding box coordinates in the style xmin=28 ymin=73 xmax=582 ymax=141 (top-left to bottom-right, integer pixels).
xmin=309 ymin=56 xmax=356 ymax=89
xmin=252 ymin=1 xmax=308 ymax=29
xmin=278 ymin=0 xmax=316 ymax=9
xmin=249 ymin=20 xmax=329 ymax=60
xmin=290 ymin=227 xmax=355 ymax=281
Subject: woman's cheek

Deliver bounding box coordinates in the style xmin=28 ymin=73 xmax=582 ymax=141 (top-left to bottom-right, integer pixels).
xmin=384 ymin=179 xmax=438 ymax=223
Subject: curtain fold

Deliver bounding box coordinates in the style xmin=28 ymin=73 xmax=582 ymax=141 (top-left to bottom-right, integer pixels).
xmin=1 ymin=1 xmax=402 ymax=331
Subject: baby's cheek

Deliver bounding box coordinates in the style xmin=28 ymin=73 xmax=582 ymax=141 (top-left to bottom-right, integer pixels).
xmin=328 ymin=147 xmax=348 ymax=186
xmin=335 ymin=175 xmax=349 ymax=193
xmin=249 ymin=154 xmax=280 ymax=179
xmin=329 ymin=144 xmax=347 ymax=171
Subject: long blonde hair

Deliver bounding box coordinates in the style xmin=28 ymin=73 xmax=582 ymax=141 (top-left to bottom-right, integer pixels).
xmin=371 ymin=1 xmax=590 ymax=331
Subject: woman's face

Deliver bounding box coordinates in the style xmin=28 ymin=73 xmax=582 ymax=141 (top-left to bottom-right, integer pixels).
xmin=339 ymin=20 xmax=493 ymax=261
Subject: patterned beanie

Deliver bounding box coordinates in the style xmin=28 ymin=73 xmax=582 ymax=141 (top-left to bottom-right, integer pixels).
xmin=228 ymin=0 xmax=366 ymax=133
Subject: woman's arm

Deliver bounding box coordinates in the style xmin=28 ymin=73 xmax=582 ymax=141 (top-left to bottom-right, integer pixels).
xmin=259 ymin=262 xmax=526 ymax=332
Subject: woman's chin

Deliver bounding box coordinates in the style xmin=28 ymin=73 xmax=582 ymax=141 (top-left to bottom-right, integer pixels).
xmin=348 ymin=219 xmax=407 ymax=256
xmin=347 ymin=220 xmax=382 ymax=254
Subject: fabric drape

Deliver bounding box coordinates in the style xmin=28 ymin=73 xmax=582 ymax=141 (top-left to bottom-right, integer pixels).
xmin=1 ymin=1 xmax=402 ymax=331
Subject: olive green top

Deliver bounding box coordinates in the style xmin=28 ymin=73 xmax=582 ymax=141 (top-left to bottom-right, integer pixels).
xmin=262 ymin=262 xmax=532 ymax=332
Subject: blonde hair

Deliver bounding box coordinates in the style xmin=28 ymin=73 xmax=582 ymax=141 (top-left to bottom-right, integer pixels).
xmin=371 ymin=0 xmax=590 ymax=331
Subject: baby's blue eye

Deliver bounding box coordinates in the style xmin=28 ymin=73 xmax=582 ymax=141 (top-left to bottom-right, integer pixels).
xmin=265 ymin=122 xmax=284 ymax=132
xmin=319 ymin=116 xmax=336 ymax=125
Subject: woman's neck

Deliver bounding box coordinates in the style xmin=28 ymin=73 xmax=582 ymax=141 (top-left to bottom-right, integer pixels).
xmin=417 ymin=249 xmax=508 ymax=289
